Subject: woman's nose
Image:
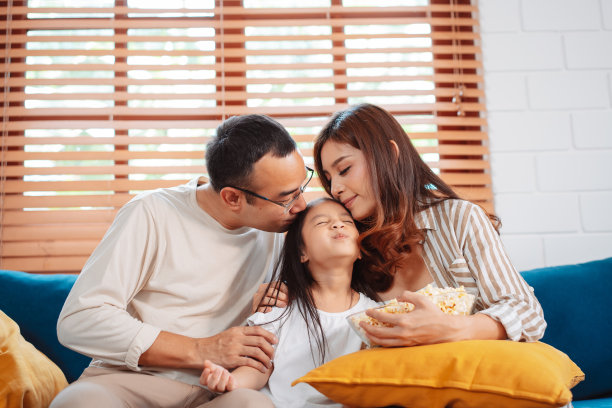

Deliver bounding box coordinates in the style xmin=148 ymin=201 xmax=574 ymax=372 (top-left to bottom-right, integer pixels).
xmin=330 ymin=180 xmax=343 ymax=199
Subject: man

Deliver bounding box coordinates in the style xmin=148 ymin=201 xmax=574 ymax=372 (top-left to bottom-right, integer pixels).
xmin=51 ymin=114 xmax=313 ymax=407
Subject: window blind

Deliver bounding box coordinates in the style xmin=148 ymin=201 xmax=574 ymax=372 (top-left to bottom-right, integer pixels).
xmin=1 ymin=0 xmax=490 ymax=273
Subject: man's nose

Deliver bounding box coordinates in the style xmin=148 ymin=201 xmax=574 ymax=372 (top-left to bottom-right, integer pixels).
xmin=289 ymin=193 xmax=307 ymax=214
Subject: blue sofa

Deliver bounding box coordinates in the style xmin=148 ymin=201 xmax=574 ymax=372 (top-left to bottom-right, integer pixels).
xmin=521 ymin=257 xmax=612 ymax=407
xmin=1 ymin=257 xmax=611 ymax=406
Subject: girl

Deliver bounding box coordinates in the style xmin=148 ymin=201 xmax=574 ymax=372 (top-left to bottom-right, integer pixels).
xmin=313 ymin=103 xmax=546 ymax=347
xmin=199 ymin=198 xmax=380 ymax=407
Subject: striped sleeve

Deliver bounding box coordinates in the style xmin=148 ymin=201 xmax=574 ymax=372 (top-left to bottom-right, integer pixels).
xmin=457 ymin=202 xmax=546 ymax=342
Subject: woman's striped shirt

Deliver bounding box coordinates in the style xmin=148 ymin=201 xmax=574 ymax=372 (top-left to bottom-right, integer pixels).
xmin=415 ymin=199 xmax=546 ymax=342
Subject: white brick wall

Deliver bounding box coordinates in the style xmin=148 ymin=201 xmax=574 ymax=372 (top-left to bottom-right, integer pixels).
xmin=480 ymin=0 xmax=612 ymax=270
xmin=572 ymin=111 xmax=612 ymax=148
xmin=527 ymin=71 xmax=609 ymax=109
xmin=488 ymin=112 xmax=572 ymax=151
xmin=604 ymin=0 xmax=612 ymax=29
xmin=521 ymin=0 xmax=601 ymax=30
xmin=482 ymin=34 xmax=564 ymax=71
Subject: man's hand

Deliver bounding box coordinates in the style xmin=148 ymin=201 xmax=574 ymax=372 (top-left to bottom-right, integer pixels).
xmin=196 ymin=326 xmax=277 ymax=373
xmin=252 ymin=281 xmax=288 ymax=313
xmin=200 ymin=360 xmax=237 ymax=393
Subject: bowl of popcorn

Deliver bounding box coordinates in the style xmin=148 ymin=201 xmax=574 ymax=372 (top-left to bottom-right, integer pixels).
xmin=416 ymin=284 xmax=476 ymax=316
xmin=347 ymin=285 xmax=476 ymax=347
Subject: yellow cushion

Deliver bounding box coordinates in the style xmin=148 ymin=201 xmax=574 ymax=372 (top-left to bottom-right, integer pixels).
xmin=293 ymin=340 xmax=584 ymax=408
xmin=0 ymin=310 xmax=68 ymax=408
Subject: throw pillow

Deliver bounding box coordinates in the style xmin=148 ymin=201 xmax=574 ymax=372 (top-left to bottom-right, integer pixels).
xmin=0 ymin=310 xmax=68 ymax=408
xmin=293 ymin=340 xmax=584 ymax=408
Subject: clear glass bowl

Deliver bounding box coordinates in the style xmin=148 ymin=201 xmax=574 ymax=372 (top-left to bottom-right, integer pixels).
xmin=423 ymin=290 xmax=476 ymax=316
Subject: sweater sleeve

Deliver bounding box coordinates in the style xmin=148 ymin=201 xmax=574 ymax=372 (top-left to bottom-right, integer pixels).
xmin=459 ymin=203 xmax=546 ymax=342
xmin=57 ymin=197 xmax=161 ymax=370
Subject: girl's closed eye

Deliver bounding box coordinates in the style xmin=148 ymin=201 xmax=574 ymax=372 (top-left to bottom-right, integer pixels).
xmin=339 ymin=166 xmax=351 ymax=176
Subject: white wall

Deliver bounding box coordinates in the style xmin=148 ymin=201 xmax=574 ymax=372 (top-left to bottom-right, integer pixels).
xmin=479 ymin=0 xmax=612 ymax=270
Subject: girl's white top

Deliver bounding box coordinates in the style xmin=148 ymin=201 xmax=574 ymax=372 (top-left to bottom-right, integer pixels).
xmin=247 ymin=293 xmax=380 ymax=408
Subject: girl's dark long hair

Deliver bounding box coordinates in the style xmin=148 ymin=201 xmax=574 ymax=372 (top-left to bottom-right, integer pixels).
xmin=258 ymin=198 xmax=379 ymax=365
xmin=313 ymin=103 xmax=501 ymax=292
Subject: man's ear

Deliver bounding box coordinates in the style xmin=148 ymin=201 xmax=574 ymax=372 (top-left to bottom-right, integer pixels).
xmin=219 ymin=187 xmax=243 ymax=212
xmin=390 ymin=140 xmax=399 ymax=162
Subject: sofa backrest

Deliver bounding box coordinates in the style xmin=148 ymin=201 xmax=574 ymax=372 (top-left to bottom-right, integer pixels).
xmin=0 ymin=270 xmax=90 ymax=383
xmin=2 ymin=258 xmax=610 ymax=397
xmin=521 ymin=257 xmax=612 ymax=400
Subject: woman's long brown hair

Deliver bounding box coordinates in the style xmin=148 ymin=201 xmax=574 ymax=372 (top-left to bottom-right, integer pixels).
xmin=313 ymin=103 xmax=500 ymax=292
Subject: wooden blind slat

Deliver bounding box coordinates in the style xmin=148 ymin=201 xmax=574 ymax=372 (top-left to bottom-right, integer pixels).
xmin=1 ymin=174 xmax=491 ymax=200
xmin=302 ymin=144 xmax=489 ymax=157
xmin=7 ymin=31 xmax=481 ymax=43
xmin=8 ymin=92 xmax=487 ymax=103
xmin=1 ymin=257 xmax=92 ymax=273
xmin=8 ymin=60 xmax=483 ymax=73
xmin=5 ymin=144 xmax=488 ymax=162
xmin=5 ymin=116 xmax=488 ymax=130
xmin=4 ymin=159 xmax=489 ymax=178
xmin=5 ymin=108 xmax=488 ymax=123
xmin=2 ymin=132 xmax=487 ymax=145
xmin=9 ymin=17 xmax=479 ymax=30
xmin=8 ymin=45 xmax=482 ymax=58
xmin=4 ymin=225 xmax=109 ymax=241
xmin=2 ymin=179 xmax=191 ymax=193
xmin=2 ymin=241 xmax=100 ymax=257
xmin=2 ymin=210 xmax=118 ymax=225
xmin=8 ymin=74 xmax=484 ymax=87
xmin=4 ymin=5 xmax=478 ymax=15
xmin=4 ymin=165 xmax=206 ymax=176
xmin=3 ymin=194 xmax=134 ymax=210
xmin=453 ymin=187 xmax=493 ymax=201
xmin=3 ymin=136 xmax=210 ymax=145
xmin=4 ymin=151 xmax=204 ymax=161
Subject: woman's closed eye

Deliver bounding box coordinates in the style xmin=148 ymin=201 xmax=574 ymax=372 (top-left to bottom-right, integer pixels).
xmin=339 ymin=166 xmax=351 ymax=176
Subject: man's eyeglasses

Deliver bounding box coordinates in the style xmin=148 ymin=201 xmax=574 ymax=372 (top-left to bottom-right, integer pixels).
xmin=228 ymin=167 xmax=314 ymax=213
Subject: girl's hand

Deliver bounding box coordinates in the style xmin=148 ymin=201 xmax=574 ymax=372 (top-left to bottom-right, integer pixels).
xmin=200 ymin=360 xmax=237 ymax=392
xmin=252 ymin=281 xmax=289 ymax=313
xmin=359 ymin=291 xmax=466 ymax=347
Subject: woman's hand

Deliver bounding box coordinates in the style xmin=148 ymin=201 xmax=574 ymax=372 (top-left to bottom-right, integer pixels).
xmin=359 ymin=291 xmax=467 ymax=347
xmin=200 ymin=360 xmax=237 ymax=392
xmin=251 ymin=281 xmax=289 ymax=313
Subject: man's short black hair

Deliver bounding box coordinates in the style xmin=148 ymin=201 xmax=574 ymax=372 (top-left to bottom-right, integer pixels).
xmin=206 ymin=114 xmax=297 ymax=192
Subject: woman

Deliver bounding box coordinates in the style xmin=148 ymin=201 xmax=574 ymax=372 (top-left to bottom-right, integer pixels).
xmin=312 ymin=103 xmax=545 ymax=347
